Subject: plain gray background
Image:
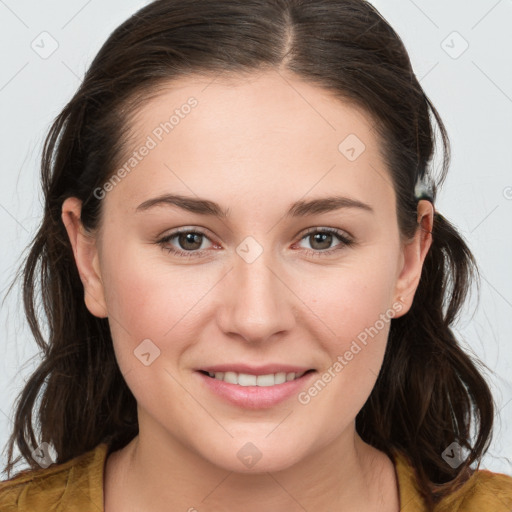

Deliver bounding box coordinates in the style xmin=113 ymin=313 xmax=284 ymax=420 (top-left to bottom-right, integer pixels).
xmin=0 ymin=0 xmax=511 ymax=476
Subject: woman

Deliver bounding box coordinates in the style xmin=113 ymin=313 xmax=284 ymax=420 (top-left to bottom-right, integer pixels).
xmin=1 ymin=0 xmax=511 ymax=510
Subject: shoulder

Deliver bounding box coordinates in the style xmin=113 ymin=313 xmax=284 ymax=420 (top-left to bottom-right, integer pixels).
xmin=435 ymin=467 xmax=512 ymax=512
xmin=392 ymin=448 xmax=512 ymax=512
xmin=0 ymin=443 xmax=109 ymax=511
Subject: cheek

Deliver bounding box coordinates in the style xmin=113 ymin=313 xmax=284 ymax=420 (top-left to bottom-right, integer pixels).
xmin=100 ymin=258 xmax=215 ymax=422
xmin=296 ymin=250 xmax=400 ymax=411
xmin=99 ymin=246 xmax=218 ymax=367
xmin=304 ymin=249 xmax=400 ymax=354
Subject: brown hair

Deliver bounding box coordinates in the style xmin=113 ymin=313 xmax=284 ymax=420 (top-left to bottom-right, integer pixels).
xmin=2 ymin=1 xmax=495 ymax=509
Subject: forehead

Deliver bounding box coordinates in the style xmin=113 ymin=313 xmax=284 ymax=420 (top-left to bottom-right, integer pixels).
xmin=105 ymin=70 xmax=395 ymax=220
xmin=129 ymin=70 xmax=379 ymax=152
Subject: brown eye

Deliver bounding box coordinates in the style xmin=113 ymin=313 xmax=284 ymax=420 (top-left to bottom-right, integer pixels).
xmin=157 ymin=228 xmax=214 ymax=258
xmin=308 ymin=232 xmax=334 ymax=251
xmin=296 ymin=228 xmax=354 ymax=256
xmin=177 ymin=232 xmax=204 ymax=251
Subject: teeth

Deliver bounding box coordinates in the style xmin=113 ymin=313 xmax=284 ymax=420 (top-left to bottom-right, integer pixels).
xmin=205 ymin=370 xmax=306 ymax=386
xmin=275 ymin=373 xmax=287 ymax=384
xmin=224 ymin=371 xmax=238 ymax=384
xmin=238 ymin=373 xmax=257 ymax=386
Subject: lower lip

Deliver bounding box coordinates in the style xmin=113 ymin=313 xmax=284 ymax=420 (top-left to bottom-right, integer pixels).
xmin=196 ymin=371 xmax=316 ymax=409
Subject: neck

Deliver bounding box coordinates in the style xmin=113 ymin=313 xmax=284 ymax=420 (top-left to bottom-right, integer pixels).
xmin=104 ymin=419 xmax=398 ymax=512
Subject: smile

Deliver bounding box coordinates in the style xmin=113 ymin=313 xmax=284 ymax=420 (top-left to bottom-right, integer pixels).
xmin=196 ymin=368 xmax=317 ymax=409
xmin=200 ymin=370 xmax=311 ymax=386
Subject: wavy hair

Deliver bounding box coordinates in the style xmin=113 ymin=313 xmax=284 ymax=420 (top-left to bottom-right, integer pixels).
xmin=2 ymin=1 xmax=494 ymax=509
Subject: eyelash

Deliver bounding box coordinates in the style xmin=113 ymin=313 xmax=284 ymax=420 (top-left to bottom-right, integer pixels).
xmin=156 ymin=226 xmax=354 ymax=259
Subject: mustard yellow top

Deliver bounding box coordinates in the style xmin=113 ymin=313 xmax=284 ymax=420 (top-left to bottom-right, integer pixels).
xmin=1 ymin=443 xmax=511 ymax=511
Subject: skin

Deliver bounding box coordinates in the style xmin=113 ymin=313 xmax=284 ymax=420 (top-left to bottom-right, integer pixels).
xmin=62 ymin=70 xmax=433 ymax=512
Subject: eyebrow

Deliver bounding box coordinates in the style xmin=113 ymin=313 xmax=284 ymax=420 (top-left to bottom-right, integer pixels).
xmin=135 ymin=193 xmax=374 ymax=217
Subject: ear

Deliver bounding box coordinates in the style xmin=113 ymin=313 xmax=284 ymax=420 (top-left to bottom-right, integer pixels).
xmin=393 ymin=200 xmax=434 ymax=317
xmin=61 ymin=197 xmax=108 ymax=318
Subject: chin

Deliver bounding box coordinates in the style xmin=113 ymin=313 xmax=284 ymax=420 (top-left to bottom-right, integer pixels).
xmin=199 ymin=437 xmax=309 ymax=474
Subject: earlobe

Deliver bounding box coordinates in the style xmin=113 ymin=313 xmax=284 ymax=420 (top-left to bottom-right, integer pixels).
xmin=393 ymin=200 xmax=434 ymax=316
xmin=61 ymin=197 xmax=108 ymax=318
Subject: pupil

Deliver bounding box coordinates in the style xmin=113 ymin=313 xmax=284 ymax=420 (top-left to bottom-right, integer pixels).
xmin=177 ymin=232 xmax=333 ymax=252
xmin=312 ymin=233 xmax=331 ymax=250
xmin=180 ymin=233 xmax=202 ymax=250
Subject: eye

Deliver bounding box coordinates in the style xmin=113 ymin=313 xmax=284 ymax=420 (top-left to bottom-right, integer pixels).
xmin=295 ymin=227 xmax=354 ymax=256
xmin=157 ymin=228 xmax=216 ymax=258
xmin=157 ymin=226 xmax=354 ymax=259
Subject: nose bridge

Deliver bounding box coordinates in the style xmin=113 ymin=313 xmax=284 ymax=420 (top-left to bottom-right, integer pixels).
xmin=219 ymin=239 xmax=295 ymax=343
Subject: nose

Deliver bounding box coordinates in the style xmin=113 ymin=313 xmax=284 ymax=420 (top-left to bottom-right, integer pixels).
xmin=216 ymin=245 xmax=296 ymax=344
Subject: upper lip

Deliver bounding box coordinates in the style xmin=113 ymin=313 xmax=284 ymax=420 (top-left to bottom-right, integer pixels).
xmin=197 ymin=364 xmax=314 ymax=376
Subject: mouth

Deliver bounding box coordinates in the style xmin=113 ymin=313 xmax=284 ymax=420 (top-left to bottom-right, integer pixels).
xmin=195 ymin=365 xmax=317 ymax=409
xmin=197 ymin=369 xmax=316 ymax=387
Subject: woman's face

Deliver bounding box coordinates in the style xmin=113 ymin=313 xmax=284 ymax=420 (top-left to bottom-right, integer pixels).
xmin=64 ymin=70 xmax=431 ymax=472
